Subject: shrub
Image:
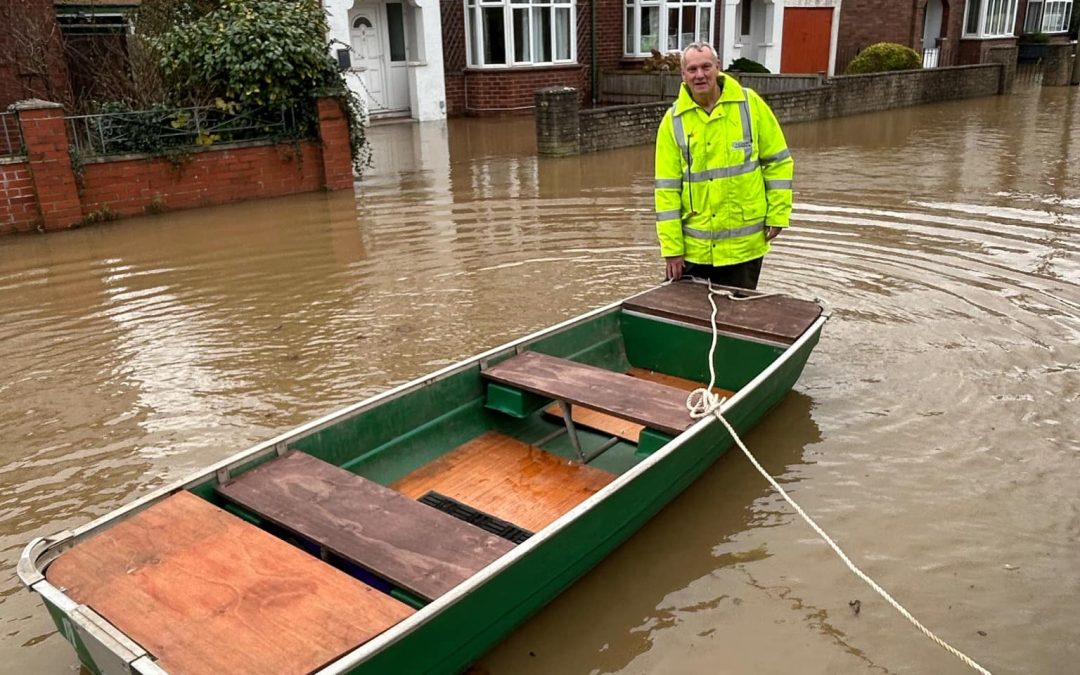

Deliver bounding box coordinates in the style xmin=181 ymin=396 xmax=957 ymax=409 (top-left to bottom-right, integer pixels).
xmin=1019 ymin=32 xmax=1051 ymax=44
xmin=642 ymin=49 xmax=681 ymax=72
xmin=727 ymin=57 xmax=770 ymax=74
xmin=845 ymin=42 xmax=922 ymax=74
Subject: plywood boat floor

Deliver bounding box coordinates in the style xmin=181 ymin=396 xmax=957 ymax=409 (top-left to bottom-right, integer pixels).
xmin=45 ymin=491 xmax=414 ymax=675
xmin=541 ymin=368 xmax=736 ymax=442
xmin=482 ymin=351 xmax=695 ymax=436
xmin=623 ymin=281 xmax=822 ymax=344
xmin=392 ymin=431 xmax=615 ymax=533
xmin=217 ymin=451 xmax=516 ymax=602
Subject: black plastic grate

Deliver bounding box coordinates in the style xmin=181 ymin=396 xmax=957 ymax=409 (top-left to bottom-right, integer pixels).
xmin=418 ymin=491 xmax=533 ymax=544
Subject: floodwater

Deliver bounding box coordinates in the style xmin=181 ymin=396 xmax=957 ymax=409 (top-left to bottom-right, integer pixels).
xmin=1 ymin=84 xmax=1078 ymax=675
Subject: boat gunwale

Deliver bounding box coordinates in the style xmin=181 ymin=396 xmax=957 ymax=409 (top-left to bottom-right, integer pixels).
xmin=17 ymin=286 xmax=827 ymax=675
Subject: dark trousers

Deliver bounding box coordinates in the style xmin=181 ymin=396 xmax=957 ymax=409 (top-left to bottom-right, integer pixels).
xmin=684 ymin=257 xmax=764 ymax=290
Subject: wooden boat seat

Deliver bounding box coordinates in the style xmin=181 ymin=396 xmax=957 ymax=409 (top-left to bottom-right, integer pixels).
xmin=393 ymin=431 xmax=615 ymax=533
xmin=45 ymin=491 xmax=414 ymax=675
xmin=543 ymin=367 xmax=735 ymax=443
xmin=622 ymin=281 xmax=822 ymax=345
xmin=217 ymin=451 xmax=516 ymax=602
xmin=482 ymin=351 xmax=695 ymax=437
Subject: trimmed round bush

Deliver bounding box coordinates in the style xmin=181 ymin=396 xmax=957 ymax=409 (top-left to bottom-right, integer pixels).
xmin=845 ymin=43 xmax=922 ymax=74
xmin=727 ymin=57 xmax=770 ymax=74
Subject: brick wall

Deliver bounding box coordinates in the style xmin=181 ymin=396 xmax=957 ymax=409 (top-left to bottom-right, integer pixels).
xmin=0 ymin=97 xmax=354 ymax=235
xmin=838 ymin=0 xmax=969 ymax=68
xmin=0 ymin=159 xmax=38 ymax=234
xmin=0 ymin=0 xmax=73 ymax=110
xmin=442 ymin=0 xmax=615 ymax=115
xmin=537 ymin=64 xmax=1005 ymax=155
xmin=78 ymin=141 xmax=325 ymax=219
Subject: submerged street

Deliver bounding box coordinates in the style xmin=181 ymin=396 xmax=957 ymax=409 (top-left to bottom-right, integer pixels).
xmin=1 ymin=85 xmax=1078 ymax=674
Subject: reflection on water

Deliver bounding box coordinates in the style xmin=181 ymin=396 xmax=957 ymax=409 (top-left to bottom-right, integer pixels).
xmin=1 ymin=86 xmax=1078 ymax=675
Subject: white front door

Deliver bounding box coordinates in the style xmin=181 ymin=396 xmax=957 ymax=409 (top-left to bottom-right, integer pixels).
xmin=350 ymin=3 xmax=412 ymax=116
xmin=350 ymin=12 xmax=387 ymax=111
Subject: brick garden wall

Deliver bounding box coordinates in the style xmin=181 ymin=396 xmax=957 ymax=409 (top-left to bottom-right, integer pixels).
xmin=0 ymin=160 xmax=37 ymax=234
xmin=0 ymin=97 xmax=354 ymax=235
xmin=538 ymin=64 xmax=1006 ymax=155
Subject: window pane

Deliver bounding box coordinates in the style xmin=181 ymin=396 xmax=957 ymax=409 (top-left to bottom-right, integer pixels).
xmin=640 ymin=5 xmax=659 ymax=52
xmin=626 ymin=7 xmax=634 ymax=54
xmin=966 ymin=0 xmax=982 ymax=33
xmin=667 ymin=7 xmax=679 ymax=50
xmin=387 ymin=3 xmax=407 ymax=62
xmin=555 ymin=7 xmax=571 ymax=60
xmin=741 ymin=0 xmax=752 ymax=35
xmin=1026 ymin=1 xmax=1043 ymax=32
xmin=532 ymin=6 xmax=552 ymax=62
xmin=483 ymin=6 xmax=506 ymax=64
xmin=514 ymin=8 xmax=530 ymax=62
xmin=680 ymin=4 xmax=694 ymax=48
xmin=698 ymin=6 xmax=710 ymax=42
xmin=469 ymin=7 xmax=482 ymax=64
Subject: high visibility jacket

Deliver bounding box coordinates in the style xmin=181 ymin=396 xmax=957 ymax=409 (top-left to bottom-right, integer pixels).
xmin=655 ymin=75 xmax=793 ymax=266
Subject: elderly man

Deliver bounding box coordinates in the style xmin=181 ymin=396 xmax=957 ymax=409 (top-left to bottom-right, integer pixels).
xmin=654 ymin=42 xmax=793 ymax=289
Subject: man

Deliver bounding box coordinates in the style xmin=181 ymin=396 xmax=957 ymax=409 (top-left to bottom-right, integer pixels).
xmin=654 ymin=42 xmax=793 ymax=289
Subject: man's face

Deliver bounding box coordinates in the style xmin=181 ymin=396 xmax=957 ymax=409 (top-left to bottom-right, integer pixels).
xmin=681 ymin=48 xmax=719 ymax=100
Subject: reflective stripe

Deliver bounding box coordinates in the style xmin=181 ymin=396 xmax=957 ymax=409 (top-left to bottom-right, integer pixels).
xmin=655 ymin=178 xmax=682 ymax=190
xmin=682 ymin=221 xmax=765 ymax=240
xmin=672 ymin=110 xmax=687 ymax=151
xmin=760 ymin=148 xmax=791 ymax=164
xmin=765 ymin=179 xmax=793 ymax=190
xmin=686 ymin=159 xmax=759 ymax=183
xmin=655 ymin=209 xmax=682 ymax=222
xmin=738 ymin=99 xmax=753 ymax=163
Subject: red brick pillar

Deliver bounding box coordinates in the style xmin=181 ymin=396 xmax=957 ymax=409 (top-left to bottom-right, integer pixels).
xmin=14 ymin=100 xmax=82 ymax=230
xmin=316 ymin=97 xmax=355 ymax=191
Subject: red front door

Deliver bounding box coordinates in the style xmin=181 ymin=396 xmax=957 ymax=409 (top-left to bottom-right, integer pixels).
xmin=781 ymin=7 xmax=833 ymax=73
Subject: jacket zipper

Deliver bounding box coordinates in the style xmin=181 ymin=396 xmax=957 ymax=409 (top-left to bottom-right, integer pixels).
xmin=685 ymin=131 xmax=695 ymax=215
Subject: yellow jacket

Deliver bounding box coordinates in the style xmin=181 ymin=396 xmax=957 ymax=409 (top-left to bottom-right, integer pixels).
xmin=655 ymin=75 xmax=793 ymax=266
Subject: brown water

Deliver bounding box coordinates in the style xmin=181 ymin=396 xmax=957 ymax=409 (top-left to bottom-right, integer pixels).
xmin=2 ymin=86 xmax=1078 ymax=675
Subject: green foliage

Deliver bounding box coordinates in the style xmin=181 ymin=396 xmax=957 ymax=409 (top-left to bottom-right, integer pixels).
xmin=1019 ymin=32 xmax=1051 ymax=44
xmin=845 ymin=43 xmax=922 ymax=74
xmin=153 ymin=0 xmax=336 ymax=107
xmin=726 ymin=58 xmax=770 ymax=74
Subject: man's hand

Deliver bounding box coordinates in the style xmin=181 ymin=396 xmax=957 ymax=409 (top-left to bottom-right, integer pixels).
xmin=766 ymin=226 xmax=783 ymax=241
xmin=665 ymin=255 xmax=685 ymax=281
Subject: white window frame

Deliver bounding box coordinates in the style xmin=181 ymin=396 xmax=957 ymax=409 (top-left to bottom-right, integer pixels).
xmin=464 ymin=0 xmax=577 ymax=68
xmin=1034 ymin=0 xmax=1073 ymax=32
xmin=623 ymin=0 xmax=714 ymax=58
xmin=962 ymin=0 xmax=1019 ymax=38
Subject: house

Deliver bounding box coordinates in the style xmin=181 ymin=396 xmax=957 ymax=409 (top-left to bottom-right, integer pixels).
xmin=0 ymin=0 xmax=73 ymax=109
xmin=779 ymin=0 xmax=843 ymax=74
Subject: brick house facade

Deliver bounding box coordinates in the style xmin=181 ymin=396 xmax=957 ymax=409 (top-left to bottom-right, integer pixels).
xmin=0 ymin=0 xmax=73 ymax=110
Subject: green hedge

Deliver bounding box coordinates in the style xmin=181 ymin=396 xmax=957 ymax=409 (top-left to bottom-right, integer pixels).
xmin=845 ymin=43 xmax=922 ymax=74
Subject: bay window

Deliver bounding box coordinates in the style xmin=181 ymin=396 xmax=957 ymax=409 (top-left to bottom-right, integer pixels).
xmin=624 ymin=0 xmax=713 ymax=57
xmin=963 ymin=0 xmax=1019 ymax=37
xmin=466 ymin=0 xmax=575 ymax=67
xmin=1024 ymin=0 xmax=1074 ymax=33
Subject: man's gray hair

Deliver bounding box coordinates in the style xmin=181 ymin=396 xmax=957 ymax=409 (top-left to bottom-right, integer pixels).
xmin=681 ymin=42 xmax=718 ymax=69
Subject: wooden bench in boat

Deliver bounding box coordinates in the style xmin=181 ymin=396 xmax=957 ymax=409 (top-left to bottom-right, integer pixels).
xmin=393 ymin=431 xmax=615 ymax=533
xmin=622 ymin=281 xmax=822 ymax=345
xmin=217 ymin=451 xmax=516 ymax=602
xmin=46 ymin=491 xmax=414 ymax=675
xmin=543 ymin=367 xmax=735 ymax=443
xmin=482 ymin=351 xmax=696 ymax=438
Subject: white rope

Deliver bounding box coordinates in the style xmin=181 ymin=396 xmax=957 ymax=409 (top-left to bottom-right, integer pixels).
xmin=687 ymin=282 xmax=993 ymax=675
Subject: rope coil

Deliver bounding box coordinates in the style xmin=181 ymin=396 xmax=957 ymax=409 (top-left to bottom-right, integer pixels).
xmin=689 ymin=281 xmax=993 ymax=675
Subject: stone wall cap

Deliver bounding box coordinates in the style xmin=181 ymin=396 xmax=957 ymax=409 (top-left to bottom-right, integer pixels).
xmin=537 ymin=86 xmax=577 ymax=94
xmin=9 ymin=99 xmax=65 ymax=111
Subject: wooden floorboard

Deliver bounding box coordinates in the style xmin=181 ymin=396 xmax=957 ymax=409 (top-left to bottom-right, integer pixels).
xmin=627 ymin=367 xmax=735 ymax=399
xmin=392 ymin=432 xmax=615 ymax=533
xmin=46 ymin=491 xmax=413 ymax=675
xmin=217 ymin=451 xmax=516 ymax=601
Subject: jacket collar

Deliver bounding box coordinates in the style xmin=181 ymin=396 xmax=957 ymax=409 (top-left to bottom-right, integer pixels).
xmin=672 ymin=73 xmax=746 ymax=116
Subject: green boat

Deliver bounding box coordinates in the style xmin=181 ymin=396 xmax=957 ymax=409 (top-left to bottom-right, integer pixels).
xmin=19 ymin=280 xmax=827 ymax=675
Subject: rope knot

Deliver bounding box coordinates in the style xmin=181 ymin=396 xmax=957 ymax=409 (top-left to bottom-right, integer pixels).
xmin=686 ymin=387 xmax=726 ymax=420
